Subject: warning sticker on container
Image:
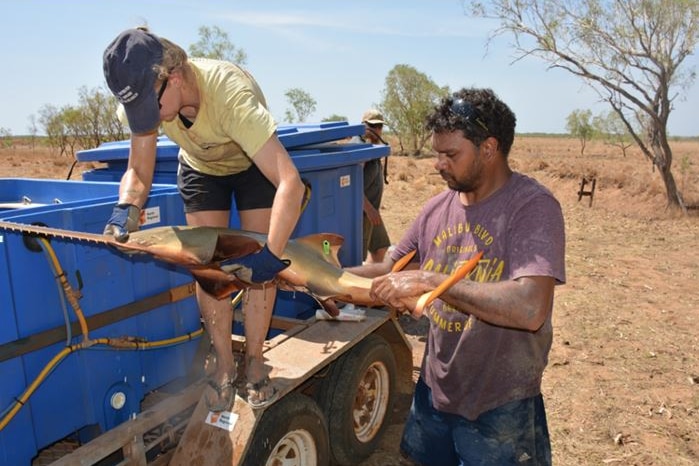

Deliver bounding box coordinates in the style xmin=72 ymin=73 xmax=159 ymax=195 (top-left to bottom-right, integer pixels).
xmin=339 ymin=174 xmax=351 ymax=188
xmin=140 ymin=206 xmax=161 ymax=226
xmin=205 ymin=410 xmax=239 ymax=432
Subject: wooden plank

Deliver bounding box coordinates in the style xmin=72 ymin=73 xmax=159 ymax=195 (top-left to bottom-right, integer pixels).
xmin=122 ymin=437 xmax=147 ymax=466
xmin=264 ymin=308 xmax=388 ymax=386
xmin=49 ymin=382 xmax=205 ymax=466
xmin=170 ymin=394 xmax=258 ymax=466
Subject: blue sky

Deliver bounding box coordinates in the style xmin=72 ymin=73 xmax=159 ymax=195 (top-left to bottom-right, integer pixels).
xmin=2 ymin=0 xmax=697 ymax=137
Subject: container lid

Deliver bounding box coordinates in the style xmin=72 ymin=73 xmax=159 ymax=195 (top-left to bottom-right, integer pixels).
xmin=76 ymin=121 xmax=366 ymax=163
xmin=289 ymin=142 xmax=389 ymax=171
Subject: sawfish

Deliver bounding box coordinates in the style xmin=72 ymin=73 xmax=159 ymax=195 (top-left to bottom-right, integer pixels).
xmin=0 ymin=221 xmax=481 ymax=317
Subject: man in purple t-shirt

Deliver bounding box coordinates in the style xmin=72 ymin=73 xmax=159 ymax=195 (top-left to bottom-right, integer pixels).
xmin=349 ymin=88 xmax=565 ymax=465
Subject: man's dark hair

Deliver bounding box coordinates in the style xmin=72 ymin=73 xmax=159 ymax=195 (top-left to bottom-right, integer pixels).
xmin=426 ymin=88 xmax=517 ymax=157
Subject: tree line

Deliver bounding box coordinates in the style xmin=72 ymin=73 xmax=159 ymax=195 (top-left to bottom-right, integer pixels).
xmin=8 ymin=0 xmax=698 ymax=212
xmin=13 ymin=25 xmax=444 ymax=162
xmin=566 ymin=109 xmax=636 ymax=158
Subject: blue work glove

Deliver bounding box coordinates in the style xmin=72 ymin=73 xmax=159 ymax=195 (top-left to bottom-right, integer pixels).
xmin=222 ymin=244 xmax=290 ymax=284
xmin=103 ymin=203 xmax=141 ymax=242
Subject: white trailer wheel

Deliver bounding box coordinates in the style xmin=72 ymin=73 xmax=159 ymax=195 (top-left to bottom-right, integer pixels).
xmin=316 ymin=333 xmax=397 ymax=465
xmin=243 ymin=392 xmax=329 ymax=466
xmin=353 ymin=360 xmax=391 ymax=443
xmin=264 ymin=429 xmax=318 ymax=466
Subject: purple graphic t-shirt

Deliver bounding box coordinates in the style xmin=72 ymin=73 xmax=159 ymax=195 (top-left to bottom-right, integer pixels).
xmin=392 ymin=172 xmax=566 ymax=420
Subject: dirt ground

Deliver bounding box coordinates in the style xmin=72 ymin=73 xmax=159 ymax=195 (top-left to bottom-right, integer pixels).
xmin=2 ymin=135 xmax=698 ymax=465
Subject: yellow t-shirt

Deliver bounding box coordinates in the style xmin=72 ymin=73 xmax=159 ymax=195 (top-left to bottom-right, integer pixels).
xmin=162 ymin=58 xmax=277 ymax=176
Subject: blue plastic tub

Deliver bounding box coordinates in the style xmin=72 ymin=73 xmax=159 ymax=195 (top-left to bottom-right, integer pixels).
xmin=0 ymin=123 xmax=389 ymax=463
xmin=77 ymin=133 xmax=389 ymax=266
xmin=0 ymin=239 xmax=37 ymax=466
xmin=75 ymin=123 xmax=389 ymax=332
xmin=0 ymin=190 xmax=201 ymax=465
xmin=0 ymin=178 xmax=175 ymax=216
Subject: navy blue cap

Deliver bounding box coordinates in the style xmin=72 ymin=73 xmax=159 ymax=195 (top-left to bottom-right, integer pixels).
xmin=103 ymin=29 xmax=163 ymax=134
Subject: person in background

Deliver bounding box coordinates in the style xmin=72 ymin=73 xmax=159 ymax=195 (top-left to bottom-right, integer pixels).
xmin=356 ymin=109 xmax=391 ymax=264
xmin=102 ymin=27 xmax=305 ymax=411
xmin=348 ymin=88 xmax=566 ymax=465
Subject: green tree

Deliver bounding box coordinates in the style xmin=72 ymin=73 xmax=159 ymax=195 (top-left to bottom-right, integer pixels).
xmin=101 ymin=94 xmax=127 ymax=142
xmin=380 ymin=64 xmax=448 ymax=155
xmin=27 ymin=115 xmax=38 ymax=150
xmin=284 ymin=88 xmax=317 ymax=123
xmin=566 ymin=109 xmax=594 ymax=155
xmin=77 ymin=85 xmax=125 ymax=148
xmin=467 ymin=0 xmax=699 ymax=212
xmin=189 ymin=25 xmax=247 ymax=65
xmin=322 ymin=114 xmax=347 ymax=123
xmin=0 ymin=128 xmax=12 ymax=148
xmin=38 ymin=104 xmax=68 ymax=156
xmin=62 ymin=106 xmax=86 ymax=157
xmin=593 ymin=110 xmax=634 ymax=157
xmin=37 ymin=86 xmax=126 ymax=159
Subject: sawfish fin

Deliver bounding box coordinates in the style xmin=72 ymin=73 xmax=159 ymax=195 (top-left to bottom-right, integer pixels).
xmin=274 ymin=282 xmax=355 ymax=318
xmin=292 ymin=233 xmax=344 ymax=267
xmin=317 ymin=298 xmax=341 ymax=317
xmin=190 ymin=267 xmax=253 ymax=300
xmin=210 ymin=231 xmax=263 ymax=262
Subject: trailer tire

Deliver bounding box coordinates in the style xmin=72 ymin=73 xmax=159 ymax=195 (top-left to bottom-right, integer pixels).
xmin=316 ymin=333 xmax=397 ymax=465
xmin=242 ymin=392 xmax=330 ymax=466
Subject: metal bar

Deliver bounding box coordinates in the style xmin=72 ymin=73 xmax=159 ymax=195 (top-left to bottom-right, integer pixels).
xmin=0 ymin=282 xmax=196 ymax=362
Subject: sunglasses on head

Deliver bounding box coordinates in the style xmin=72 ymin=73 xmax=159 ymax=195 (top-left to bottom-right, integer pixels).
xmin=157 ymin=78 xmax=168 ymax=109
xmin=450 ymin=98 xmax=489 ymax=133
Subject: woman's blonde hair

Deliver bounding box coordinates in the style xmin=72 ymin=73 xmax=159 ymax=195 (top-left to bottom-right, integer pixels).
xmin=135 ymin=26 xmax=189 ymax=80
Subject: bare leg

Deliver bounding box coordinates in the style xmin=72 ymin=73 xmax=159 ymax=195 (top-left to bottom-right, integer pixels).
xmin=239 ymin=208 xmax=278 ymax=403
xmin=242 ymin=286 xmax=276 ymax=384
xmin=197 ymin=286 xmax=236 ymax=383
xmin=186 ymin=211 xmax=236 ymax=409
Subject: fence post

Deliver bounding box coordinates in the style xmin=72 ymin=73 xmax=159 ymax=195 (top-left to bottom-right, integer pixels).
xmin=577 ymin=176 xmax=596 ymax=207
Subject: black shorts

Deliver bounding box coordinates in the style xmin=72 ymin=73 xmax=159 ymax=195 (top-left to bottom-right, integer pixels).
xmin=177 ymin=161 xmax=277 ymax=213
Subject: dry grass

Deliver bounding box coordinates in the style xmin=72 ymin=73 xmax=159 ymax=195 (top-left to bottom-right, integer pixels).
xmin=1 ymin=136 xmax=698 ymax=465
xmin=377 ymin=136 xmax=699 ymax=466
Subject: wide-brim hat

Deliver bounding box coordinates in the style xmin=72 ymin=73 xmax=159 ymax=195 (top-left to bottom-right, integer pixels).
xmin=361 ymin=108 xmax=385 ymax=125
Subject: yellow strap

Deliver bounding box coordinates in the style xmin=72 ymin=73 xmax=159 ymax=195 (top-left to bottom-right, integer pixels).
xmin=300 ymin=178 xmax=312 ymax=213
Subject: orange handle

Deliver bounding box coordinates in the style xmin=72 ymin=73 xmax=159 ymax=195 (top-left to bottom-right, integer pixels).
xmin=413 ymin=251 xmax=483 ymax=315
xmin=391 ymin=249 xmax=417 ymax=272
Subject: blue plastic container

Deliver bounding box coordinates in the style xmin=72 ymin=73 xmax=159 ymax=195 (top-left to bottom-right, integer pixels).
xmin=75 ymin=123 xmax=389 ymax=332
xmin=0 ymin=190 xmax=201 ymax=465
xmin=0 ymin=123 xmax=389 ymax=463
xmin=76 ymin=124 xmax=388 ymax=265
xmin=0 ymin=178 xmax=175 ymax=215
xmin=0 ymin=239 xmax=37 ymax=466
